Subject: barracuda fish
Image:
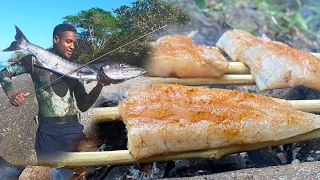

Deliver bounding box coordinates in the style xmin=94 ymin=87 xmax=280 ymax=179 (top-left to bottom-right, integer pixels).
xmin=2 ymin=25 xmax=147 ymax=83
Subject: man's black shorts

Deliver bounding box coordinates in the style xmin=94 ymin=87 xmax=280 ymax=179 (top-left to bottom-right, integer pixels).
xmin=34 ymin=121 xmax=86 ymax=161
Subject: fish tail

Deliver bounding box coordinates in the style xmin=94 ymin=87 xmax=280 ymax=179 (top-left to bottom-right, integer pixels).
xmin=2 ymin=25 xmax=29 ymax=52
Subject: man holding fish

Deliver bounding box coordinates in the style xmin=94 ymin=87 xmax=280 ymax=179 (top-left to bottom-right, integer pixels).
xmin=0 ymin=24 xmax=117 ymax=179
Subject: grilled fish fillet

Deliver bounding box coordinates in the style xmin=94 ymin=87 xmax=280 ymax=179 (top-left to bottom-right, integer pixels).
xmin=146 ymin=34 xmax=229 ymax=78
xmin=118 ymin=83 xmax=320 ymax=159
xmin=216 ymin=29 xmax=320 ymax=91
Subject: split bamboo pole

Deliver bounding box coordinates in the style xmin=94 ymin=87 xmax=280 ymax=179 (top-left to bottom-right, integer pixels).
xmin=92 ymin=100 xmax=320 ymax=122
xmin=14 ymin=128 xmax=320 ymax=168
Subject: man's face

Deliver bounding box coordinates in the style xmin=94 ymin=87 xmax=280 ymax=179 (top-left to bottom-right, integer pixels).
xmin=53 ymin=31 xmax=77 ymax=60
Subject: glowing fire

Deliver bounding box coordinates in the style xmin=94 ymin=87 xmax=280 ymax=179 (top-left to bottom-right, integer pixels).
xmin=74 ymin=169 xmax=88 ymax=180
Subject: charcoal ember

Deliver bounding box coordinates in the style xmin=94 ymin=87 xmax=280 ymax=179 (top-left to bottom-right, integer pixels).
xmin=167 ymin=159 xmax=215 ymax=177
xmin=85 ymin=166 xmax=111 ymax=180
xmin=96 ymin=121 xmax=127 ymax=151
xmin=211 ymin=153 xmax=247 ymax=172
xmin=287 ymin=139 xmax=320 ymax=163
xmin=127 ymin=167 xmax=150 ymax=180
xmin=246 ymin=147 xmax=286 ymax=168
xmin=103 ymin=165 xmax=150 ymax=180
xmin=150 ymin=162 xmax=167 ymax=179
xmin=186 ymin=169 xmax=212 ymax=177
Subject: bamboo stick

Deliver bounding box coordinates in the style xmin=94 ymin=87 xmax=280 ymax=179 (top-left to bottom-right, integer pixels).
xmin=92 ymin=99 xmax=320 ymax=122
xmin=147 ymin=62 xmax=250 ymax=75
xmin=93 ymin=107 xmax=120 ymax=122
xmin=226 ymin=62 xmax=250 ymax=74
xmin=146 ymin=74 xmax=255 ymax=86
xmin=289 ymin=100 xmax=320 ymax=113
xmin=15 ymin=128 xmax=320 ymax=168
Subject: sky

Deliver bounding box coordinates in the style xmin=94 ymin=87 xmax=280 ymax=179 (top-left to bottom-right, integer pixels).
xmin=0 ymin=0 xmax=135 ymax=62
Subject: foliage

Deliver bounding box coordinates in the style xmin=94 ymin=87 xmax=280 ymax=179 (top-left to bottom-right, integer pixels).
xmin=254 ymin=0 xmax=310 ymax=35
xmin=195 ymin=0 xmax=320 ymax=47
xmin=63 ymin=0 xmax=191 ymax=67
xmin=63 ymin=8 xmax=122 ymax=63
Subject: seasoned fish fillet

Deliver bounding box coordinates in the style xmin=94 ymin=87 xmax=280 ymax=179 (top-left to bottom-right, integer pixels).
xmin=216 ymin=29 xmax=320 ymax=91
xmin=118 ymin=83 xmax=320 ymax=159
xmin=146 ymin=34 xmax=229 ymax=78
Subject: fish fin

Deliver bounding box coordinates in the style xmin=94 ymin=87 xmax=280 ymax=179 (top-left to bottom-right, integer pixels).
xmin=14 ymin=25 xmax=29 ymax=42
xmin=2 ymin=25 xmax=29 ymax=52
xmin=2 ymin=41 xmax=22 ymax=51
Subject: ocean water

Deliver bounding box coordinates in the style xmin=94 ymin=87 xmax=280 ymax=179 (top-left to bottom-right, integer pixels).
xmin=0 ymin=64 xmax=7 ymax=70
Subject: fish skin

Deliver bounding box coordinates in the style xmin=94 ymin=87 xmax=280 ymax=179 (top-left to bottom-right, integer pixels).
xmin=3 ymin=25 xmax=147 ymax=82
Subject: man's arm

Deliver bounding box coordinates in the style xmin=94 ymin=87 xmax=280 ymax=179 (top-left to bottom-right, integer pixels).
xmin=73 ymin=80 xmax=104 ymax=112
xmin=0 ymin=55 xmax=34 ymax=106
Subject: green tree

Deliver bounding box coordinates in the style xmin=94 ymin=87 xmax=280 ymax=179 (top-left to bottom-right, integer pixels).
xmin=63 ymin=7 xmax=122 ymax=63
xmin=62 ymin=0 xmax=191 ymax=67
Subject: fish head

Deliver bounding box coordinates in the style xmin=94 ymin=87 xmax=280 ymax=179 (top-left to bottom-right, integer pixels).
xmin=99 ymin=62 xmax=147 ymax=81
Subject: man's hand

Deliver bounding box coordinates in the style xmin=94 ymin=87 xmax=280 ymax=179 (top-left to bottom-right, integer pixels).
xmin=7 ymin=91 xmax=30 ymax=107
xmin=96 ymin=72 xmax=124 ymax=87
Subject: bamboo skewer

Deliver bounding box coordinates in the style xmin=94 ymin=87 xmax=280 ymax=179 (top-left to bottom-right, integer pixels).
xmin=13 ymin=128 xmax=320 ymax=168
xmin=225 ymin=62 xmax=250 ymax=74
xmin=92 ymin=99 xmax=320 ymax=122
xmin=288 ymin=100 xmax=320 ymax=113
xmin=152 ymin=62 xmax=250 ymax=75
xmin=146 ymin=74 xmax=255 ymax=86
